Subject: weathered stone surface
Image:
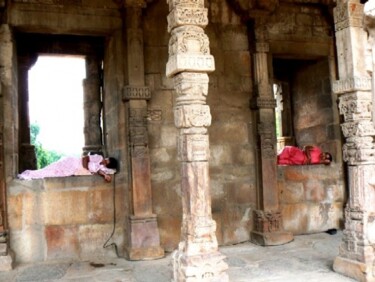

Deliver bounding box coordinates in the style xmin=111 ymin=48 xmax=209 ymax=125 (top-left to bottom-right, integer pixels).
xmin=43 ymin=190 xmax=88 ymax=225
xmin=0 ymin=251 xmax=13 ymax=271
xmin=279 ymin=182 xmax=304 ymax=204
xmin=127 ymin=215 xmax=164 ymax=260
xmin=45 ymin=225 xmax=79 ymax=260
xmin=78 ymin=224 xmax=122 ymax=260
xmin=7 ymin=194 xmax=22 ymax=230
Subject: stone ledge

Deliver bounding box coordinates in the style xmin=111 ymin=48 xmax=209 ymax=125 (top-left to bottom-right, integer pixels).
xmin=333 ymin=256 xmax=375 ymax=282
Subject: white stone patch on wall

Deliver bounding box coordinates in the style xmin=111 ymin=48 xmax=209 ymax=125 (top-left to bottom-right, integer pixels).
xmin=171 ymin=183 xmax=182 ymax=198
xmin=210 ymin=179 xmax=225 ymax=198
xmin=160 ymin=126 xmax=178 ymax=148
xmin=150 ymin=147 xmax=172 ymax=163
xmin=210 ymin=145 xmax=233 ymax=166
xmin=150 ymin=168 xmax=175 ymax=182
xmin=240 ymin=207 xmax=251 ymax=223
xmin=234 ymin=226 xmax=250 ymax=243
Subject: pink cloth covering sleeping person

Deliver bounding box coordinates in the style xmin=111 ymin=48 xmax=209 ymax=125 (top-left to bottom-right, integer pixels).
xmin=18 ymin=154 xmax=116 ymax=180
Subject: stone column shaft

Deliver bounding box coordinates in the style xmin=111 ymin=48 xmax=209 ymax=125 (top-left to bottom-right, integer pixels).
xmin=0 ymin=23 xmax=14 ymax=271
xmin=250 ymin=25 xmax=293 ymax=246
xmin=332 ymin=1 xmax=375 ymax=281
xmin=83 ymin=56 xmax=103 ymax=155
xmin=166 ymin=0 xmax=228 ymax=281
xmin=123 ymin=3 xmax=164 ymax=261
xmin=18 ymin=56 xmax=37 ymax=171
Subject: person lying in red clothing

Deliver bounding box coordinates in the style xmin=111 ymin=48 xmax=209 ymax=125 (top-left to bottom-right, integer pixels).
xmin=277 ymin=145 xmax=332 ymax=165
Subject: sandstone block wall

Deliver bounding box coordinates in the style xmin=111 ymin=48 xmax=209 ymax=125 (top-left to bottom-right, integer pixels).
xmin=278 ymin=165 xmax=345 ymax=234
xmin=8 ymin=176 xmax=125 ymax=263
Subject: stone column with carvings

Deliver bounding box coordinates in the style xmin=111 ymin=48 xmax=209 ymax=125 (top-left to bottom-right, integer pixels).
xmin=166 ymin=0 xmax=228 ymax=281
xmin=250 ymin=23 xmax=293 ymax=246
xmin=18 ymin=55 xmax=37 ymax=172
xmin=82 ymin=55 xmax=103 ymax=156
xmin=122 ymin=2 xmax=164 ymax=261
xmin=0 ymin=23 xmax=15 ymax=271
xmin=332 ymin=1 xmax=375 ymax=281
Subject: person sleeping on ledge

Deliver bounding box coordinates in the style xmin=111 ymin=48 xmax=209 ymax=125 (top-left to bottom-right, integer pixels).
xmin=277 ymin=145 xmax=332 ymax=165
xmin=18 ymin=154 xmax=118 ymax=182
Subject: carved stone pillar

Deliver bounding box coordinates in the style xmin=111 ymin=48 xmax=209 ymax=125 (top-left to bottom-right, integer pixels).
xmin=0 ymin=23 xmax=14 ymax=271
xmin=332 ymin=1 xmax=375 ymax=281
xmin=18 ymin=55 xmax=37 ymax=171
xmin=166 ymin=0 xmax=228 ymax=281
xmin=250 ymin=23 xmax=293 ymax=246
xmin=122 ymin=3 xmax=164 ymax=261
xmin=82 ymin=55 xmax=103 ymax=155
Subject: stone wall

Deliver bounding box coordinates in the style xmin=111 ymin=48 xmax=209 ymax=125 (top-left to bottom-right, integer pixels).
xmin=278 ymin=164 xmax=345 ymax=234
xmin=8 ymin=176 xmax=125 ymax=262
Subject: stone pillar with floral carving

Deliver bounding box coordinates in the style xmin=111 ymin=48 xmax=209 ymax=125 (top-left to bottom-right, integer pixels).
xmin=82 ymin=55 xmax=103 ymax=156
xmin=166 ymin=0 xmax=228 ymax=281
xmin=122 ymin=2 xmax=164 ymax=261
xmin=250 ymin=23 xmax=293 ymax=246
xmin=332 ymin=1 xmax=375 ymax=281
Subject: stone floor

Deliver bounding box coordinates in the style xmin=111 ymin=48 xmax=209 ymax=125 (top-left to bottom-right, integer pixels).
xmin=0 ymin=231 xmax=356 ymax=282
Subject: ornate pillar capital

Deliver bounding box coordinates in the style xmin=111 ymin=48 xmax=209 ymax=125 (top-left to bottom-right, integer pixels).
xmin=334 ymin=0 xmax=364 ymax=31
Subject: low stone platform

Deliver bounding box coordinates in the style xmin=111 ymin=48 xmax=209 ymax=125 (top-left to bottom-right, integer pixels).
xmin=0 ymin=231 xmax=355 ymax=281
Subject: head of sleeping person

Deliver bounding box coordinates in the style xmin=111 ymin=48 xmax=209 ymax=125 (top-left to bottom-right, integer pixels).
xmin=320 ymin=152 xmax=332 ymax=165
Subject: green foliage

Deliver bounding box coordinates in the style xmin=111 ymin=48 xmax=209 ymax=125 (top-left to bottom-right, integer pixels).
xmin=30 ymin=123 xmax=63 ymax=169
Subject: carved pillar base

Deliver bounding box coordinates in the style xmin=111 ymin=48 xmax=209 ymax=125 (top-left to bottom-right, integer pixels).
xmin=251 ymin=230 xmax=293 ymax=246
xmin=250 ymin=209 xmax=294 ymax=246
xmin=0 ymin=252 xmax=14 ymax=272
xmin=172 ymin=250 xmax=229 ymax=282
xmin=0 ymin=233 xmax=14 ymax=271
xmin=333 ymin=256 xmax=375 ymax=282
xmin=126 ymin=215 xmax=164 ymax=261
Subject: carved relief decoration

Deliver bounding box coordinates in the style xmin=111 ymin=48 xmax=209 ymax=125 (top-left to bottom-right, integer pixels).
xmin=338 ymin=92 xmax=372 ymax=121
xmin=339 ymin=205 xmax=375 ymax=261
xmin=253 ymin=210 xmax=282 ymax=233
xmin=334 ymin=0 xmax=364 ymax=31
xmin=168 ymin=26 xmax=210 ymax=57
xmin=123 ymin=86 xmax=151 ymax=100
xmin=128 ymin=108 xmax=149 ymax=158
xmin=167 ymin=6 xmax=208 ymax=32
xmin=342 ymin=136 xmax=375 ymax=164
xmin=258 ymin=122 xmax=276 ymax=158
xmin=332 ymin=77 xmax=371 ymax=94
xmin=341 ymin=121 xmax=375 ymax=138
xmin=174 ymin=72 xmax=208 ymax=104
xmin=167 ymin=0 xmax=204 ymax=11
xmin=147 ymin=109 xmax=162 ymax=121
xmin=174 ymin=104 xmax=211 ymax=128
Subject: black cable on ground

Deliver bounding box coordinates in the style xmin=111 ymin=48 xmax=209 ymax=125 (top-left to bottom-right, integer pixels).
xmin=103 ymin=174 xmax=119 ymax=257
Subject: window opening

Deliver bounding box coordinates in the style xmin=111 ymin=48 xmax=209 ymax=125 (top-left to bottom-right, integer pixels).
xmin=273 ymin=80 xmax=294 ymax=153
xmin=28 ymin=55 xmax=86 ymax=167
xmin=274 ymin=82 xmax=283 ymax=139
